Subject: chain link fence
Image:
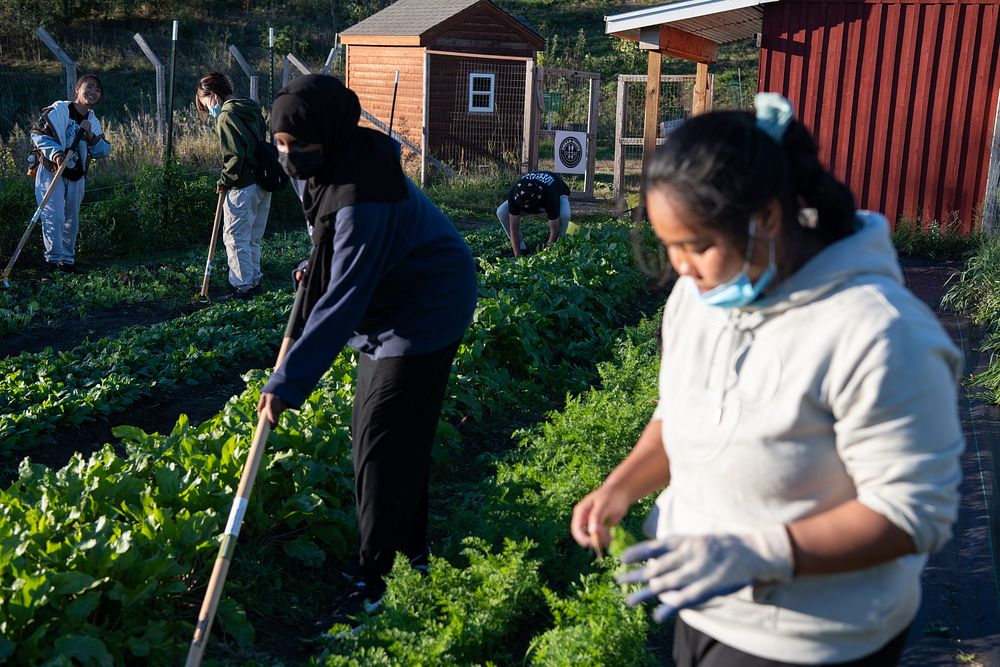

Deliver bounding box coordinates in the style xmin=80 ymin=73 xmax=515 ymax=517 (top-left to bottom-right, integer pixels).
xmin=0 ymin=24 xmax=342 ymax=195
xmin=2 ymin=24 xmax=757 ymax=211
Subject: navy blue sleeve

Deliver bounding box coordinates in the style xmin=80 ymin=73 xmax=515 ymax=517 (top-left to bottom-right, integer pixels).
xmin=262 ymin=204 xmax=393 ymax=407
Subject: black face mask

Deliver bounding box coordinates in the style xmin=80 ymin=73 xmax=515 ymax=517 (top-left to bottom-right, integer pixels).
xmin=278 ymin=148 xmax=325 ymax=178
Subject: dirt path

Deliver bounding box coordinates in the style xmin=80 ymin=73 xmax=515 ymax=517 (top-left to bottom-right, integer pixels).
xmin=900 ymin=256 xmax=1000 ymax=666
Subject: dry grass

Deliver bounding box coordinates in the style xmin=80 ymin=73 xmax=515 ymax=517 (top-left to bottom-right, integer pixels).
xmin=0 ymin=110 xmax=219 ymax=191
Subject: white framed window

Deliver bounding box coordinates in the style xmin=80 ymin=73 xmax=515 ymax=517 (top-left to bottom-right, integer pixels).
xmin=468 ymin=73 xmax=495 ymax=113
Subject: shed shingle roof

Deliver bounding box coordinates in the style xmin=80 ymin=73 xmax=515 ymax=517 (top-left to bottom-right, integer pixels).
xmin=340 ymin=0 xmax=481 ymax=36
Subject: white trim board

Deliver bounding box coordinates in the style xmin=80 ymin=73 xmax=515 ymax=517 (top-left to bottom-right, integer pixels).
xmin=605 ymin=0 xmax=780 ymax=35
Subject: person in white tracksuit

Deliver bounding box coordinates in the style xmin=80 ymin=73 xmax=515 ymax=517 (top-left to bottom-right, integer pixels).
xmin=29 ymin=74 xmax=112 ymax=272
xmin=571 ymin=94 xmax=964 ymax=666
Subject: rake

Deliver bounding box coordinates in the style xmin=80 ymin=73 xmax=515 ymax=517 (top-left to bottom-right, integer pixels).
xmin=1 ymin=130 xmax=85 ymax=288
xmin=185 ymin=279 xmax=308 ymax=667
xmin=193 ymin=192 xmax=225 ymax=305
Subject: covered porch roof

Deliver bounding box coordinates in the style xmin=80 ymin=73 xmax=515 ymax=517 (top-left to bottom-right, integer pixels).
xmin=604 ymin=0 xmax=778 ymax=208
xmin=605 ymin=0 xmax=779 ymax=61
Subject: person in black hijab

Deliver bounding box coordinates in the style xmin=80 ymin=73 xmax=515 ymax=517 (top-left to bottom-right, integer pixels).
xmin=257 ymin=75 xmax=478 ymax=609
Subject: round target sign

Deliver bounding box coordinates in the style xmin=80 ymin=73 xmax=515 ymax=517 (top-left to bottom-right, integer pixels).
xmin=559 ymin=136 xmax=583 ymax=169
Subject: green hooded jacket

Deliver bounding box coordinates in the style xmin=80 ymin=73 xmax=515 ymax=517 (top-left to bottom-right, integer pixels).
xmin=216 ymin=98 xmax=267 ymax=189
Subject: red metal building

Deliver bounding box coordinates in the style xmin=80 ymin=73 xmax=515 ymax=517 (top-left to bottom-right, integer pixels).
xmin=607 ymin=0 xmax=1000 ymax=232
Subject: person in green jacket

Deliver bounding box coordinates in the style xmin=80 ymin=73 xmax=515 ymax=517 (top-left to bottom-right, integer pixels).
xmin=196 ymin=71 xmax=270 ymax=298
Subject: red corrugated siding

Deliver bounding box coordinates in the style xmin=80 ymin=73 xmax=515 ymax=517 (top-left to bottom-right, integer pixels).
xmin=759 ymin=0 xmax=1000 ymax=232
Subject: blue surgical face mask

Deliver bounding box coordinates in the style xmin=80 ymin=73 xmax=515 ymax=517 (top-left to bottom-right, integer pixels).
xmin=207 ymin=102 xmax=222 ymax=119
xmin=697 ymin=220 xmax=777 ymax=309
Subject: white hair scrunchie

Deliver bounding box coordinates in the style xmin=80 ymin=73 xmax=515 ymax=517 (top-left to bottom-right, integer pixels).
xmin=754 ymin=92 xmax=794 ymax=142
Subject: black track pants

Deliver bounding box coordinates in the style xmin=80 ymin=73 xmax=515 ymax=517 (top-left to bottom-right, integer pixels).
xmin=673 ymin=617 xmax=910 ymax=667
xmin=351 ymin=340 xmax=460 ymax=579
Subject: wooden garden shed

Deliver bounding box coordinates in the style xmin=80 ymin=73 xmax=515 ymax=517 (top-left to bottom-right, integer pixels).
xmin=606 ymin=0 xmax=1000 ymax=232
xmin=340 ymin=0 xmax=545 ymax=179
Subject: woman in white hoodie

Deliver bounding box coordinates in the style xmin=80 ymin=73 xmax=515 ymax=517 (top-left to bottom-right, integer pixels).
xmin=571 ymin=94 xmax=964 ymax=666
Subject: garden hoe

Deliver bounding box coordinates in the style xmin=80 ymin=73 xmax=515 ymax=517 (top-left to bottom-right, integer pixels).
xmin=185 ymin=280 xmax=308 ymax=667
xmin=193 ymin=192 xmax=225 ymax=305
xmin=1 ymin=130 xmax=84 ymax=289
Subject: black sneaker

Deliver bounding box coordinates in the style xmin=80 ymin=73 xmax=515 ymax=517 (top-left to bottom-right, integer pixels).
xmin=345 ymin=575 xmax=386 ymax=614
xmin=229 ymin=285 xmax=254 ymax=300
xmin=408 ymin=548 xmax=431 ymax=575
xmin=57 ymin=263 xmax=76 ymax=273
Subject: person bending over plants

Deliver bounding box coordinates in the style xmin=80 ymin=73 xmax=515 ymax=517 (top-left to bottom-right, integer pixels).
xmin=571 ymin=93 xmax=964 ymax=667
xmin=257 ymin=74 xmax=478 ymax=610
xmin=496 ymin=170 xmax=571 ymax=257
xmin=29 ymin=73 xmax=112 ymax=272
xmin=195 ymin=71 xmax=271 ymax=299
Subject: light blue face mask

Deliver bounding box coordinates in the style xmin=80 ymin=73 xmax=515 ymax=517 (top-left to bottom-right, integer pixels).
xmin=207 ymin=102 xmax=222 ymax=118
xmin=698 ymin=221 xmax=777 ymax=308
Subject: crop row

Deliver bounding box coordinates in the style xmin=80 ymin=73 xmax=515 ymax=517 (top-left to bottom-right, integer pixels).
xmin=319 ymin=315 xmax=663 ymax=666
xmin=0 ymin=231 xmax=313 ymax=337
xmin=0 ymin=206 xmax=522 ymax=338
xmin=0 ymin=220 xmax=633 ymax=458
xmin=0 ymin=292 xmax=291 ymax=455
xmin=0 ymin=220 xmax=652 ymax=665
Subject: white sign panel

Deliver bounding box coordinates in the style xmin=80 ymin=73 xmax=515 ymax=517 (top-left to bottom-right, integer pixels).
xmin=554 ymin=130 xmax=587 ymax=175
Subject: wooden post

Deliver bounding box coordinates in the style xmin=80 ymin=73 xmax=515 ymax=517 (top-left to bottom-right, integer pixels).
xmin=229 ymin=45 xmax=256 ymax=97
xmin=613 ymin=75 xmax=626 ymax=206
xmin=693 ymin=62 xmax=710 ymax=115
xmin=522 ymin=58 xmax=535 ymax=173
xmin=530 ymin=69 xmax=542 ymax=171
xmin=421 ymin=50 xmax=430 ymax=187
xmin=641 ymin=51 xmax=663 ymax=183
xmin=584 ymin=75 xmax=600 ymax=197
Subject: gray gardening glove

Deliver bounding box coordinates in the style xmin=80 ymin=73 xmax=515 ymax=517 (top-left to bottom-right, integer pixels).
xmin=616 ymin=525 xmax=794 ymax=623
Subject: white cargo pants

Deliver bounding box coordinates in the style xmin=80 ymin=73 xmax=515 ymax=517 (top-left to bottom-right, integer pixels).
xmin=222 ymin=183 xmax=271 ymax=290
xmin=35 ymin=167 xmax=86 ymax=265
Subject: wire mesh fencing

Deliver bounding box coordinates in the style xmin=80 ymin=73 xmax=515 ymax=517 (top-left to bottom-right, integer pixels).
xmin=0 ymin=25 xmax=346 ymax=199
xmin=426 ymin=52 xmax=529 ymax=175
xmin=533 ymin=67 xmax=600 ymax=196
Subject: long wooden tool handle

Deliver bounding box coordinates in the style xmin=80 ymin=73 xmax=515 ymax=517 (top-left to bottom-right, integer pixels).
xmin=198 ymin=193 xmax=226 ymax=298
xmin=185 ymin=281 xmax=307 ymax=666
xmin=185 ymin=417 xmax=272 ymax=667
xmin=1 ymin=151 xmax=75 ymax=281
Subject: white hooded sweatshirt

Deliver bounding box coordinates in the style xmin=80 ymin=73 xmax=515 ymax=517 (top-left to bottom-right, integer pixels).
xmin=648 ymin=211 xmax=964 ymax=663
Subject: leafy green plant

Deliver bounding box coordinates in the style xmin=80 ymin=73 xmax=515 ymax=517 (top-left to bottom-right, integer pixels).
xmin=0 ymin=362 xmax=357 ymax=665
xmin=319 ymin=538 xmax=541 ymax=666
xmin=320 ymin=315 xmax=664 ymax=665
xmin=528 ymin=574 xmax=652 ymax=666
xmin=940 ymin=232 xmax=1000 ymax=324
xmin=0 ymin=290 xmax=293 ymax=453
xmin=0 ymin=216 xmax=659 ymax=664
xmin=892 ymin=213 xmax=980 ymax=260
